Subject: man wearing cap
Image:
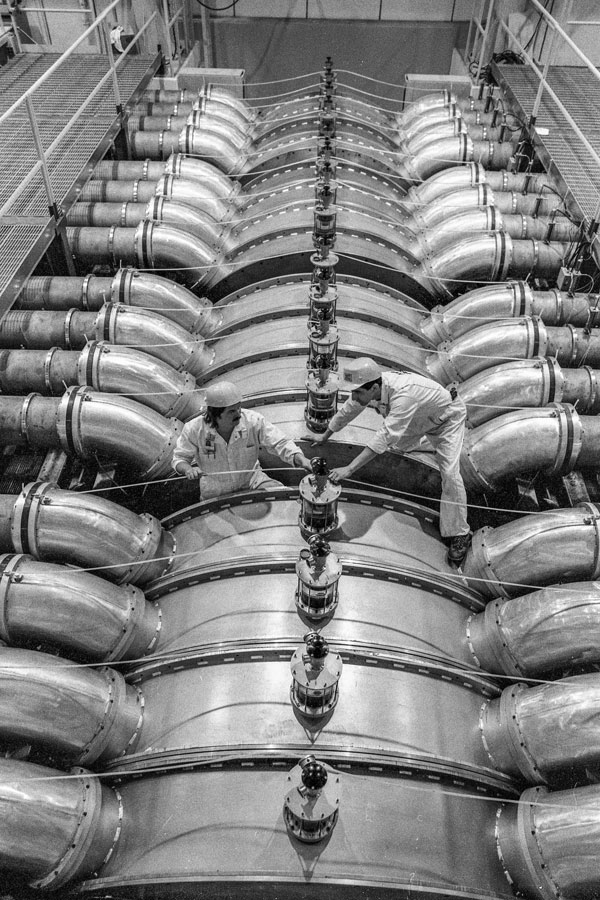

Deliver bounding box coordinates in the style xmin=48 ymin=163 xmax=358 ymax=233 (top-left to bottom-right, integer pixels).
xmin=172 ymin=381 xmax=312 ymax=498
xmin=309 ymin=358 xmax=471 ymax=565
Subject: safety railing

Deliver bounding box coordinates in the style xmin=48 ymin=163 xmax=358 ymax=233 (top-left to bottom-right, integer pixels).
xmin=466 ymin=0 xmax=600 ymax=224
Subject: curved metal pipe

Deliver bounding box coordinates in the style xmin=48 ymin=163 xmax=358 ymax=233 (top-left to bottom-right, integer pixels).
xmin=0 ymin=304 xmax=213 ymax=378
xmin=0 ymin=480 xmax=175 ymax=585
xmin=0 ymin=388 xmax=183 ymax=481
xmin=20 ymin=270 xmax=219 ymax=335
xmin=0 ymin=344 xmax=204 ymax=420
xmin=81 ymin=175 xmax=233 ymax=222
xmin=0 ymin=645 xmax=143 ymax=764
xmin=0 ymin=553 xmax=160 ymax=661
xmin=399 ymin=136 xmax=515 ymax=184
xmin=396 ymin=90 xmax=456 ymax=126
xmin=423 ymin=233 xmax=566 ymax=300
xmin=0 ymin=758 xmax=122 ymax=890
xmin=468 ymin=581 xmax=600 ymax=677
xmin=420 ymin=282 xmax=600 ymax=344
xmin=129 ymin=112 xmax=249 ymax=154
xmin=497 ymin=782 xmax=600 ymax=900
xmin=428 ymin=316 xmax=600 ymax=383
xmin=459 ymin=402 xmax=600 ymax=492
xmin=130 ymin=126 xmax=247 ymax=177
xmin=66 ymin=222 xmax=219 ymax=294
xmin=66 ymin=198 xmax=230 ymax=252
xmin=481 ymin=674 xmax=600 ymax=782
xmin=457 ymin=358 xmax=600 ymax=426
xmin=462 ymin=503 xmax=600 ymax=599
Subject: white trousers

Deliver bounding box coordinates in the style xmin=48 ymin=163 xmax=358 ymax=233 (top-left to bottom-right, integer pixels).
xmin=426 ymin=401 xmax=470 ymax=538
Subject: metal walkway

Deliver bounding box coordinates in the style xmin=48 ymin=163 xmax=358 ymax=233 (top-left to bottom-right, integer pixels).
xmin=493 ymin=63 xmax=600 ymax=224
xmin=0 ymin=50 xmax=159 ymax=315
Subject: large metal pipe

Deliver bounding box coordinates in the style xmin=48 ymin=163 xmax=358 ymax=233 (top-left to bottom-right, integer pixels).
xmin=0 ymin=553 xmax=160 ymax=662
xmin=481 ymin=674 xmax=600 ymax=782
xmin=468 ymin=582 xmax=600 ymax=677
xmin=0 ymin=387 xmax=182 ymax=481
xmin=129 ymin=126 xmax=247 ymax=176
xmin=0 ymin=645 xmax=143 ymax=764
xmin=81 ymin=175 xmax=233 ymax=222
xmin=20 ymin=270 xmax=219 ymax=335
xmin=92 ymin=153 xmax=241 ymax=202
xmin=129 ymin=112 xmax=249 ymax=154
xmin=427 ymin=316 xmax=600 ymax=383
xmin=398 ymin=135 xmax=516 ymax=184
xmin=67 ymin=198 xmax=230 ymax=252
xmin=462 ymin=504 xmax=600 ymax=599
xmin=456 ymin=358 xmax=600 ymax=426
xmin=0 ymin=481 xmax=174 ymax=586
xmin=422 ymin=233 xmax=566 ymax=300
xmin=67 ymin=222 xmax=220 ymax=294
xmin=0 ymin=344 xmax=204 ymax=421
xmin=459 ymin=403 xmax=600 ymax=492
xmin=0 ymin=304 xmax=213 ymax=378
xmin=0 ymin=759 xmax=122 ymax=890
xmin=421 ymin=282 xmax=600 ymax=344
xmin=497 ymin=782 xmax=600 ymax=900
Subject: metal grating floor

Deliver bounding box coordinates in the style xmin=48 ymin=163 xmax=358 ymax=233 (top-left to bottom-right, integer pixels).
xmin=0 ymin=50 xmax=159 ymax=316
xmin=493 ymin=63 xmax=600 ymax=224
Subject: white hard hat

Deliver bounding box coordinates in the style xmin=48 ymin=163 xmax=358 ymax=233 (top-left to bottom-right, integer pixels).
xmin=339 ymin=357 xmax=382 ymax=390
xmin=205 ymin=381 xmax=242 ymax=407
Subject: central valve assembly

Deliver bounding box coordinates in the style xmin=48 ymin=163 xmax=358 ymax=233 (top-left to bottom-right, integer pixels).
xmin=295 ymin=534 xmax=342 ymax=620
xmin=290 ymin=631 xmax=343 ymax=718
xmin=298 ymin=457 xmax=341 ymax=538
xmin=283 ymin=754 xmax=341 ymax=843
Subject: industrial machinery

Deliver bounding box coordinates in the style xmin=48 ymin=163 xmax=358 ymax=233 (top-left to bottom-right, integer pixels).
xmin=2 ymin=8 xmax=600 ymax=899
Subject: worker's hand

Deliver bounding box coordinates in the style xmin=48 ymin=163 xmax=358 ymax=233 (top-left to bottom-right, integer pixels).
xmin=329 ymin=466 xmax=353 ymax=484
xmin=304 ymin=433 xmax=328 ymax=447
xmin=294 ymin=453 xmax=313 ymax=471
xmin=180 ymin=464 xmax=201 ymax=480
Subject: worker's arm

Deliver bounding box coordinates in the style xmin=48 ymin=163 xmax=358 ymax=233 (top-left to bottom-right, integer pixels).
xmin=329 ymin=446 xmax=378 ymax=483
xmin=172 ymin=421 xmax=203 ymax=480
xmin=305 ymin=397 xmax=364 ymax=445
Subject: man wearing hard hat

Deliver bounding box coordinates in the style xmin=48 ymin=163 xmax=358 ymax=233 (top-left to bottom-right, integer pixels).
xmin=310 ymin=358 xmax=471 ymax=565
xmin=172 ymin=381 xmax=312 ymax=498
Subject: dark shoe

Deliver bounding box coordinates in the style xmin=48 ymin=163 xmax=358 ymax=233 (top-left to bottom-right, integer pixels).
xmin=447 ymin=532 xmax=472 ymax=566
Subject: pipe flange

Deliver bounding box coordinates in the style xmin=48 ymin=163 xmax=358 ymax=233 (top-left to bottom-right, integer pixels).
xmin=511 ymin=280 xmax=532 ymax=317
xmin=463 ymin=525 xmax=507 ymax=599
xmin=11 ymin=481 xmax=55 ymax=559
xmin=43 ymin=347 xmax=60 ymax=395
xmin=547 ymin=402 xmax=582 ymax=475
xmin=141 ymin=157 xmax=150 ymax=181
xmin=107 ymin=224 xmax=117 ymax=268
xmin=492 ymin=232 xmax=511 ymax=282
xmin=64 ymin=307 xmax=76 ymax=349
xmin=540 ymin=357 xmax=563 ymax=406
xmin=94 ymin=302 xmax=118 ymax=344
xmin=146 ymin=195 xmax=163 ymax=222
xmin=99 ymin=786 xmax=124 ymax=871
xmin=111 ymin=267 xmax=132 ymax=306
xmin=142 ymin=418 xmax=184 ymax=482
xmin=134 ymin=220 xmax=153 ymax=270
xmin=0 ymin=553 xmax=24 ymax=642
xmin=119 ymin=202 xmax=128 ymax=227
xmin=30 ymin=769 xmax=105 ymax=890
xmin=19 ymin=392 xmax=41 ymax=444
xmin=123 ymin=512 xmax=176 ymax=584
xmin=581 ymin=365 xmax=599 ymax=414
xmin=131 ymin=179 xmax=139 ymax=203
xmin=77 ymin=341 xmax=102 ymax=390
xmin=56 ymin=386 xmax=91 ymax=461
xmin=81 ymin=273 xmax=93 ymax=310
xmin=467 ymin=600 xmax=524 ymax=676
xmin=579 ymin=502 xmax=600 ymax=581
xmin=104 ymin=584 xmax=148 ymax=662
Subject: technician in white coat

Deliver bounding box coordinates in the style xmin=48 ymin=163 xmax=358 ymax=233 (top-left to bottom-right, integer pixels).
xmin=172 ymin=381 xmax=312 ymax=499
xmin=309 ymin=358 xmax=471 ymax=564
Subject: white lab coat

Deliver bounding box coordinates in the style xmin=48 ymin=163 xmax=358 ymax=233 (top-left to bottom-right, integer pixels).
xmin=172 ymin=408 xmax=302 ymax=499
xmin=329 ymin=371 xmax=469 ymax=537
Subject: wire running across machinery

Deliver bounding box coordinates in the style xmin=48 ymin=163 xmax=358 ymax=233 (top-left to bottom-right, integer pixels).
xmin=1 ymin=57 xmax=600 ymax=900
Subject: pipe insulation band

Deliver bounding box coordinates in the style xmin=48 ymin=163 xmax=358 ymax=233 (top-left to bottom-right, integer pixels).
xmin=0 ymin=553 xmax=19 ymax=642
xmin=11 ymin=480 xmax=51 ymax=558
xmin=43 ymin=347 xmax=59 ymax=394
xmin=548 ymin=402 xmax=582 ymax=475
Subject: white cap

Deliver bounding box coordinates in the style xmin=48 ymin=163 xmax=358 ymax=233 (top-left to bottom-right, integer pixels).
xmin=338 ymin=357 xmax=382 ymax=390
xmin=205 ymin=381 xmax=242 ymax=407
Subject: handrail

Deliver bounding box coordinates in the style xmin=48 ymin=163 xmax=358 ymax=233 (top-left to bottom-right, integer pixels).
xmin=527 ymin=0 xmax=600 ymax=88
xmin=0 ymin=0 xmax=123 ymax=127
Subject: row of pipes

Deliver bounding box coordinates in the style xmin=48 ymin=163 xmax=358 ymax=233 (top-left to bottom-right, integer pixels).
xmin=1 ymin=77 xmax=600 ymax=896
